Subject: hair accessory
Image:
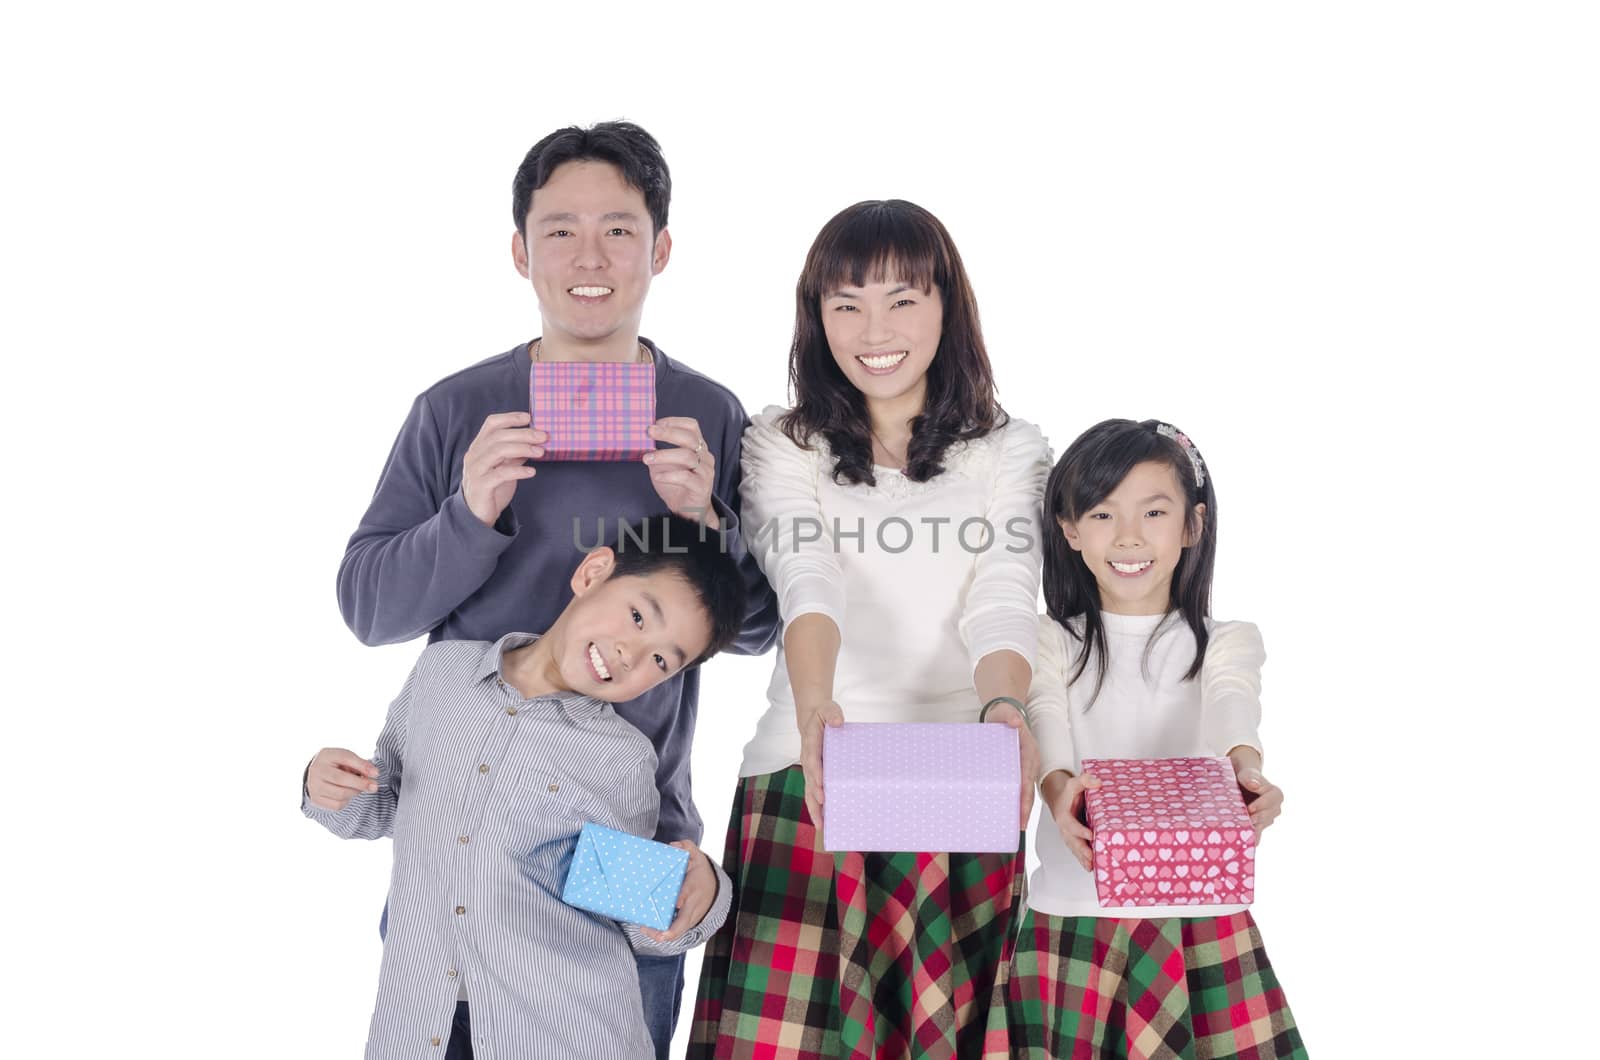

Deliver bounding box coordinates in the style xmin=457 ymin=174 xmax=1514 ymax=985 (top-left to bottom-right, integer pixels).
xmin=1155 ymin=423 xmax=1206 ymax=488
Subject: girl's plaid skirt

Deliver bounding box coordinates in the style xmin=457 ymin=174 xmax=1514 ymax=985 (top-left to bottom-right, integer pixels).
xmin=1007 ymin=908 xmax=1307 ymax=1059
xmin=689 ymin=765 xmax=1024 ymax=1059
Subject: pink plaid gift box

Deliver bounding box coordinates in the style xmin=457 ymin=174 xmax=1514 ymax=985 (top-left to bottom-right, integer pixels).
xmin=1080 ymin=756 xmax=1256 ymax=908
xmin=528 ymin=361 xmax=656 ymax=461
xmin=822 ymin=722 xmax=1019 ymax=853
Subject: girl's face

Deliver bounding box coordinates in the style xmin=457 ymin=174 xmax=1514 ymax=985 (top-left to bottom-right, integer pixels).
xmin=1060 ymin=460 xmax=1205 ymax=616
xmin=820 ymin=278 xmax=943 ymax=412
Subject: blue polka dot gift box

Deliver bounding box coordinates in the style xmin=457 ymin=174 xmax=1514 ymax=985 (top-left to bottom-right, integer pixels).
xmin=561 ymin=822 xmax=689 ymax=931
xmin=821 ymin=722 xmax=1020 ymax=853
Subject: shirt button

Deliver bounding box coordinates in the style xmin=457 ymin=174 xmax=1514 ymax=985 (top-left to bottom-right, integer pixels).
xmin=431 ymin=1037 xmax=441 ymax=1047
xmin=447 ymin=969 xmax=457 ymax=979
xmin=547 ymin=783 xmax=560 ymax=793
xmin=458 ymin=835 xmax=469 ymax=845
xmin=455 ymin=905 xmax=466 ymax=915
xmin=506 ymin=706 xmax=517 ymax=716
xmin=478 ymin=764 xmax=489 ymax=774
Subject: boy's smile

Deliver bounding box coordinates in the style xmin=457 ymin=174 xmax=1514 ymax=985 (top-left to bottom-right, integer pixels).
xmin=503 ymin=547 xmax=713 ymax=704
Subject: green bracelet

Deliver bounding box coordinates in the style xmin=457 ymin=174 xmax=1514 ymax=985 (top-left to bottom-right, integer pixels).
xmin=979 ymin=695 xmax=1026 ymax=723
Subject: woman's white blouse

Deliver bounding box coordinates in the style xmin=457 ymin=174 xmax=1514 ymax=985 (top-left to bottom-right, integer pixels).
xmin=735 ymin=406 xmax=1050 ymax=777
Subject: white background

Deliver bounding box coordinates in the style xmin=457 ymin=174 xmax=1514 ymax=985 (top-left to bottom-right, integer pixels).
xmin=4 ymin=2 xmax=1595 ymax=1057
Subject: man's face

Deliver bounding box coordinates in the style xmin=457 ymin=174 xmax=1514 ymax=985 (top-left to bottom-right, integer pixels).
xmin=554 ymin=553 xmax=712 ymax=703
xmin=512 ymin=160 xmax=671 ymax=352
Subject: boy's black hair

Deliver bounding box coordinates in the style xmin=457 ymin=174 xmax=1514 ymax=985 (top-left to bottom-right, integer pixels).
xmin=512 ymin=121 xmax=671 ymax=236
xmin=1041 ymin=418 xmax=1218 ymax=703
xmin=605 ymin=513 xmax=744 ymax=665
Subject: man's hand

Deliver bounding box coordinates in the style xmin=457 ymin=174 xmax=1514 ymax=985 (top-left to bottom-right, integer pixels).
xmin=1040 ymin=768 xmax=1100 ymax=872
xmin=461 ymin=412 xmax=547 ymax=528
xmin=642 ymin=417 xmax=719 ymax=529
xmin=305 ymin=748 xmax=379 ymax=811
xmin=982 ymin=699 xmax=1040 ymax=829
xmin=637 ymin=841 xmax=719 ymax=944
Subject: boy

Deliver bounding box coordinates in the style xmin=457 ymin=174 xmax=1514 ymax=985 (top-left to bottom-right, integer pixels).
xmin=307 ymin=515 xmax=742 ymax=1058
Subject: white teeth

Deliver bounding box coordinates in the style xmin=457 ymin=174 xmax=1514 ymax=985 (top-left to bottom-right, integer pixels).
xmin=858 ymin=352 xmax=908 ymax=369
xmin=1111 ymin=561 xmax=1153 ymax=573
xmin=587 ymin=643 xmax=611 ymax=680
xmin=570 ymin=286 xmax=613 ymax=297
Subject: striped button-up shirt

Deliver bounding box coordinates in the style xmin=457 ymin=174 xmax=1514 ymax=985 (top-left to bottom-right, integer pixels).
xmin=304 ymin=634 xmax=732 ymax=1059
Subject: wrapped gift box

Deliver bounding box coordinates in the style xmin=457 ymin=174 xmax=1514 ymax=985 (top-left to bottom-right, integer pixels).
xmin=822 ymin=722 xmax=1019 ymax=853
xmin=528 ymin=360 xmax=656 ymax=461
xmin=1081 ymin=756 xmax=1255 ymax=908
xmin=560 ymin=822 xmax=688 ymax=931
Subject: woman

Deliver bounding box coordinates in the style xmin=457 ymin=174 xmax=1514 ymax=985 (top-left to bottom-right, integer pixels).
xmin=690 ymin=200 xmax=1049 ymax=1058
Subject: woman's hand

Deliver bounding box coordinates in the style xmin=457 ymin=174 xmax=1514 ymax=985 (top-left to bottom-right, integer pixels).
xmin=797 ymin=700 xmax=845 ymax=829
xmin=981 ymin=700 xmax=1039 ymax=829
xmin=1039 ymin=768 xmax=1100 ymax=871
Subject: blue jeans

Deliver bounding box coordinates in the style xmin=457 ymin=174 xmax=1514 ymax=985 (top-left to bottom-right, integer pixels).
xmin=635 ymin=951 xmax=686 ymax=1060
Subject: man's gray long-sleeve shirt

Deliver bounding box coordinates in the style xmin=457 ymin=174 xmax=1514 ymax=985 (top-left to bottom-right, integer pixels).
xmin=338 ymin=339 xmax=779 ymax=844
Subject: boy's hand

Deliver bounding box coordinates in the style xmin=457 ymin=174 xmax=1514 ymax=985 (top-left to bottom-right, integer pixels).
xmin=1040 ymin=768 xmax=1100 ymax=872
xmin=461 ymin=412 xmax=547 ymax=527
xmin=637 ymin=841 xmax=717 ymax=944
xmin=305 ymin=748 xmax=380 ymax=811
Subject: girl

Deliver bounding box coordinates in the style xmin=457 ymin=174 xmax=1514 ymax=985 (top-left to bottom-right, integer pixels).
xmin=1009 ymin=419 xmax=1306 ymax=1059
xmin=690 ymin=200 xmax=1049 ymax=1059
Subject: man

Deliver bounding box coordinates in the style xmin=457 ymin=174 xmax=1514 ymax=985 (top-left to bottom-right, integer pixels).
xmin=337 ymin=121 xmax=779 ymax=1057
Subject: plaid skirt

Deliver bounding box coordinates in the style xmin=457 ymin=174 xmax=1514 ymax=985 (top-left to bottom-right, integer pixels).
xmin=1007 ymin=909 xmax=1306 ymax=1059
xmin=689 ymin=765 xmax=1025 ymax=1059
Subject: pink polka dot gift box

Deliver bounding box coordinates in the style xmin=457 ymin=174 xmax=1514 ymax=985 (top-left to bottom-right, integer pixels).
xmin=1080 ymin=756 xmax=1256 ymax=907
xmin=821 ymin=722 xmax=1020 ymax=853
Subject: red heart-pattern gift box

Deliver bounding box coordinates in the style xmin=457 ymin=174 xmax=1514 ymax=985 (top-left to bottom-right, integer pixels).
xmin=1080 ymin=756 xmax=1256 ymax=908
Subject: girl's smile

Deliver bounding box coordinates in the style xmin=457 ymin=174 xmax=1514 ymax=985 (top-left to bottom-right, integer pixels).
xmin=1061 ymin=460 xmax=1204 ymax=615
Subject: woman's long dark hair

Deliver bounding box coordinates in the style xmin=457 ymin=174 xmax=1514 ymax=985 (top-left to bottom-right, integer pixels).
xmin=1041 ymin=419 xmax=1218 ymax=703
xmin=780 ymin=200 xmax=1005 ymax=485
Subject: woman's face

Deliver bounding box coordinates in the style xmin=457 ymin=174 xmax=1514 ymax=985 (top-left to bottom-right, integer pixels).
xmin=820 ymin=278 xmax=943 ymax=411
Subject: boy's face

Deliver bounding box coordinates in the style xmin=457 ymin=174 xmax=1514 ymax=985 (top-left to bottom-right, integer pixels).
xmin=553 ymin=549 xmax=712 ymax=703
xmin=512 ymin=159 xmax=671 ymax=352
xmin=1059 ymin=459 xmax=1205 ymax=617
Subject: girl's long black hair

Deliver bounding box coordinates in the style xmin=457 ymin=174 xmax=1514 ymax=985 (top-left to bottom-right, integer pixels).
xmin=1042 ymin=418 xmax=1218 ymax=702
xmin=780 ymin=200 xmax=1005 ymax=485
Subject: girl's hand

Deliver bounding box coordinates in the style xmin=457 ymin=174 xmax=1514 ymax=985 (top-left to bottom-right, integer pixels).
xmin=798 ymin=700 xmax=845 ymax=829
xmin=1235 ymin=764 xmax=1284 ymax=835
xmin=1227 ymin=746 xmax=1283 ymax=835
xmin=981 ymin=700 xmax=1039 ymax=829
xmin=1039 ymin=769 xmax=1100 ymax=871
